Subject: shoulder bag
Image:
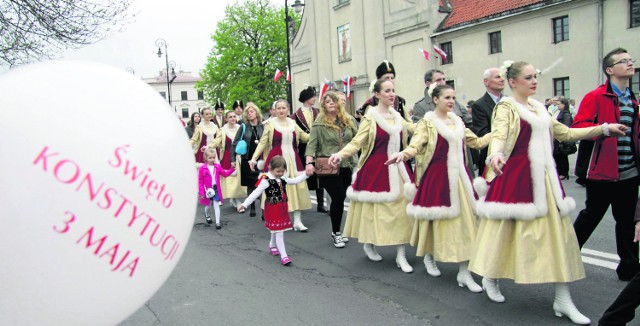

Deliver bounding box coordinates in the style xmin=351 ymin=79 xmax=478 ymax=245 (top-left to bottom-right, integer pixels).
xmin=235 ymin=123 xmax=248 ymax=155
xmin=315 ymin=127 xmax=341 ymax=176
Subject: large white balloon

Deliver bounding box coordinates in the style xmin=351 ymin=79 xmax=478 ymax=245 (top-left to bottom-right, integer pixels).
xmin=0 ymin=61 xmax=197 ymax=325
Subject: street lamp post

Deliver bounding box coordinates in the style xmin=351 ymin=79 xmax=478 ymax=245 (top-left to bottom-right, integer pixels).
xmin=155 ymin=38 xmax=176 ymax=108
xmin=284 ymin=0 xmax=305 ymax=113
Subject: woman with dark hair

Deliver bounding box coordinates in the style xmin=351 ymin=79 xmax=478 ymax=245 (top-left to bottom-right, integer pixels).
xmin=387 ymin=83 xmax=490 ymax=292
xmin=305 ymin=91 xmax=359 ymax=248
xmin=185 ymin=112 xmax=201 ymax=139
xmin=232 ymin=102 xmax=265 ymax=217
xmin=470 ymin=60 xmax=626 ymax=324
xmin=328 ymin=79 xmax=415 ymax=273
xmin=553 ymin=98 xmax=573 ymax=180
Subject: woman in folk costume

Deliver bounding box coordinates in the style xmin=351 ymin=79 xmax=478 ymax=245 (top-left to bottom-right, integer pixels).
xmin=386 ymin=84 xmax=490 ymax=291
xmin=328 ymin=79 xmax=416 ymax=273
xmin=190 ymin=107 xmax=218 ymax=166
xmin=249 ymin=99 xmax=312 ymax=231
xmin=211 ymin=110 xmax=247 ymax=208
xmin=470 ymin=61 xmax=627 ymax=325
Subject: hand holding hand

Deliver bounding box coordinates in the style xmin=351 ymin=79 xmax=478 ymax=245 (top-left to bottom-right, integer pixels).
xmin=608 ymin=123 xmax=628 ymax=137
xmin=249 ymin=161 xmax=256 ymax=172
xmin=200 ymin=146 xmax=207 ymax=153
xmin=328 ymin=155 xmax=341 ymax=167
xmin=385 ymin=152 xmax=405 ymax=165
xmin=237 ymin=205 xmax=246 ymax=213
xmin=491 ymin=155 xmax=506 ymax=176
xmin=305 ymin=164 xmax=315 ymax=176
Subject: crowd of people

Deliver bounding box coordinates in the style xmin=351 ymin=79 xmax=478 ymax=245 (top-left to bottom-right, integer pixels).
xmin=187 ymin=48 xmax=639 ymax=325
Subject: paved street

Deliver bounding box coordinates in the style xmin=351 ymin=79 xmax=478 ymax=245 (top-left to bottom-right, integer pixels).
xmin=121 ymin=173 xmax=633 ymax=325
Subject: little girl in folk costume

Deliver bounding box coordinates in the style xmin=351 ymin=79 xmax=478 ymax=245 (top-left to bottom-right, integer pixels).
xmin=387 ymin=84 xmax=491 ymax=292
xmin=238 ymin=156 xmax=311 ymax=266
xmin=198 ymin=148 xmax=235 ymax=229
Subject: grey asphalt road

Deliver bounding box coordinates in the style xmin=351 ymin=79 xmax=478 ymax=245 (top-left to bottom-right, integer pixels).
xmin=120 ymin=169 xmax=633 ymax=325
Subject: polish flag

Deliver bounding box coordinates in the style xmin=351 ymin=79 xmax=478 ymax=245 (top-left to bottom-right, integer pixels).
xmin=319 ymin=78 xmax=331 ymax=100
xmin=433 ymin=45 xmax=448 ymax=62
xmin=418 ymin=48 xmax=429 ymax=61
xmin=342 ymin=75 xmax=353 ymax=98
xmin=286 ymin=68 xmax=291 ymax=82
xmin=273 ymin=68 xmax=283 ymax=82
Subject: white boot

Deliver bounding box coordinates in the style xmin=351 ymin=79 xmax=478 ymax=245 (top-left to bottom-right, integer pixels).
xmin=481 ymin=277 xmax=505 ymax=303
xmin=292 ymin=211 xmax=308 ymax=232
xmin=423 ymin=254 xmax=441 ymax=277
xmin=395 ymin=245 xmax=413 ymax=273
xmin=363 ymin=243 xmax=382 ymax=261
xmin=456 ymin=262 xmax=482 ymax=293
xmin=553 ymin=283 xmax=590 ymax=325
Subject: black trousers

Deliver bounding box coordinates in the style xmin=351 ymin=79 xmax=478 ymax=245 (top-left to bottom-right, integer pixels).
xmin=319 ymin=168 xmax=352 ymax=233
xmin=573 ymin=177 xmax=640 ymax=280
xmin=599 ymin=271 xmax=640 ymax=325
xmin=553 ymin=152 xmax=570 ymax=177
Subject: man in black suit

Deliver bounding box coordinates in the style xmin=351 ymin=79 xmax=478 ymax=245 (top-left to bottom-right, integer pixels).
xmin=471 ymin=67 xmax=504 ymax=175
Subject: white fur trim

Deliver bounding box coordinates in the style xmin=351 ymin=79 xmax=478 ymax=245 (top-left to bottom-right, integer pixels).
xmin=404 ymin=182 xmax=417 ymax=201
xmin=475 ymin=97 xmax=576 ymax=220
xmin=270 ymin=119 xmax=304 ymax=172
xmin=347 ymin=108 xmax=411 ymax=202
xmin=406 ymin=113 xmax=477 ymax=220
xmin=473 ymin=177 xmax=489 ymax=197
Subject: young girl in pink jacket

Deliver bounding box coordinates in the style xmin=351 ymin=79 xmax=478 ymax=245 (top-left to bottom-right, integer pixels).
xmin=198 ymin=148 xmax=235 ymax=229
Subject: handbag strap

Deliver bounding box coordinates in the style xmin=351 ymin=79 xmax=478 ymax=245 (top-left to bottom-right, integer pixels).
xmin=240 ymin=123 xmax=246 ymax=138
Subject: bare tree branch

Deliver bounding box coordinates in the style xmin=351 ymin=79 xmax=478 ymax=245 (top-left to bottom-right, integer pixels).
xmin=0 ymin=0 xmax=135 ymax=67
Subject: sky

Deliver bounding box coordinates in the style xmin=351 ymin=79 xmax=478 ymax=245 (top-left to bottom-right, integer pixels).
xmin=60 ymin=0 xmax=281 ymax=78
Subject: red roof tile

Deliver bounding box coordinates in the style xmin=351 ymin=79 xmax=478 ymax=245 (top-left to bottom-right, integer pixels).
xmin=441 ymin=0 xmax=545 ymax=30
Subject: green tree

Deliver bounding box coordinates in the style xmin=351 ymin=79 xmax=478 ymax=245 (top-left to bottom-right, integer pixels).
xmin=198 ymin=0 xmax=294 ymax=112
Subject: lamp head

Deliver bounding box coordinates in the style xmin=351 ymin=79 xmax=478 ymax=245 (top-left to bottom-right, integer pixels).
xmin=156 ymin=48 xmax=162 ymax=58
xmin=292 ymin=0 xmax=304 ymax=14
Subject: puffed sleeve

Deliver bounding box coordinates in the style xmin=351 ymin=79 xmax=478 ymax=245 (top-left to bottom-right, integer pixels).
xmin=190 ymin=125 xmax=202 ymax=146
xmin=305 ymin=125 xmax=320 ymax=158
xmin=488 ymin=103 xmax=511 ymax=156
xmin=464 ymin=128 xmax=491 ymax=149
xmin=251 ymin=122 xmax=273 ymax=162
xmin=402 ymin=119 xmax=428 ymax=159
xmin=210 ymin=127 xmax=223 ymax=149
xmin=402 ymin=118 xmax=416 ymax=135
xmin=552 ymin=119 xmax=604 ymax=142
xmin=338 ymin=116 xmax=371 ymax=159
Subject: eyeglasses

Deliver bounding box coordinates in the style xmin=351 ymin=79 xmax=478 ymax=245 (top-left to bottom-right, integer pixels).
xmin=611 ymin=58 xmax=635 ymax=66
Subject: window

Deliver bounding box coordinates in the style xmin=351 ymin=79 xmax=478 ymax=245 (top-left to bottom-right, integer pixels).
xmin=489 ymin=31 xmax=502 ymax=54
xmin=336 ymin=0 xmax=349 ymax=5
xmin=182 ymin=108 xmax=189 ymax=119
xmin=553 ymin=77 xmax=570 ymax=98
xmin=631 ymin=68 xmax=640 ymax=98
xmin=552 ymin=16 xmax=569 ymax=43
xmin=440 ymin=42 xmax=453 ymax=64
xmin=181 ymin=91 xmax=188 ymax=101
xmin=197 ymin=90 xmax=204 ymax=100
xmin=632 ymin=0 xmax=640 ymax=28
xmin=159 ymin=91 xmax=166 ymax=99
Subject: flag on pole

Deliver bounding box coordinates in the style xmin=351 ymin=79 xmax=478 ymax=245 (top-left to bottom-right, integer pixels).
xmin=342 ymin=75 xmax=353 ymax=98
xmin=273 ymin=68 xmax=283 ymax=82
xmin=286 ymin=68 xmax=291 ymax=82
xmin=319 ymin=78 xmax=331 ymax=100
xmin=418 ymin=48 xmax=430 ymax=61
xmin=433 ymin=45 xmax=448 ymax=62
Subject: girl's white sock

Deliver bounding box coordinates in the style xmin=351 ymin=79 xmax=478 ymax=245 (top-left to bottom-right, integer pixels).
xmin=269 ymin=233 xmax=277 ymax=248
xmin=213 ymin=200 xmax=221 ymax=224
xmin=275 ymin=232 xmax=287 ymax=258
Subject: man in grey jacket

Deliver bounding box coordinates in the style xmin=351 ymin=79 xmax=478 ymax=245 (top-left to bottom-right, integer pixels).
xmin=412 ymin=69 xmax=472 ymax=128
xmin=413 ymin=69 xmax=475 ymax=176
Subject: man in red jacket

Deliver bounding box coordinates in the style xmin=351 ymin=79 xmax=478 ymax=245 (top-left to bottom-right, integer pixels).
xmin=572 ymin=48 xmax=640 ymax=281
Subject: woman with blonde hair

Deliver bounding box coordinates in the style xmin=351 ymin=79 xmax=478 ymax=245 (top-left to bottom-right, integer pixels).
xmin=190 ymin=107 xmax=218 ymax=166
xmin=470 ymin=60 xmax=627 ymax=324
xmin=305 ymin=91 xmax=359 ymax=248
xmin=232 ymin=102 xmax=265 ymax=217
xmin=250 ymin=99 xmax=312 ymax=231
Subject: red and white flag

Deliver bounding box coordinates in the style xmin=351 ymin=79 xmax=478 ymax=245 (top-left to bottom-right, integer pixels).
xmin=319 ymin=78 xmax=331 ymax=100
xmin=342 ymin=75 xmax=353 ymax=98
xmin=286 ymin=68 xmax=291 ymax=82
xmin=273 ymin=68 xmax=283 ymax=82
xmin=433 ymin=45 xmax=448 ymax=62
xmin=418 ymin=48 xmax=430 ymax=61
